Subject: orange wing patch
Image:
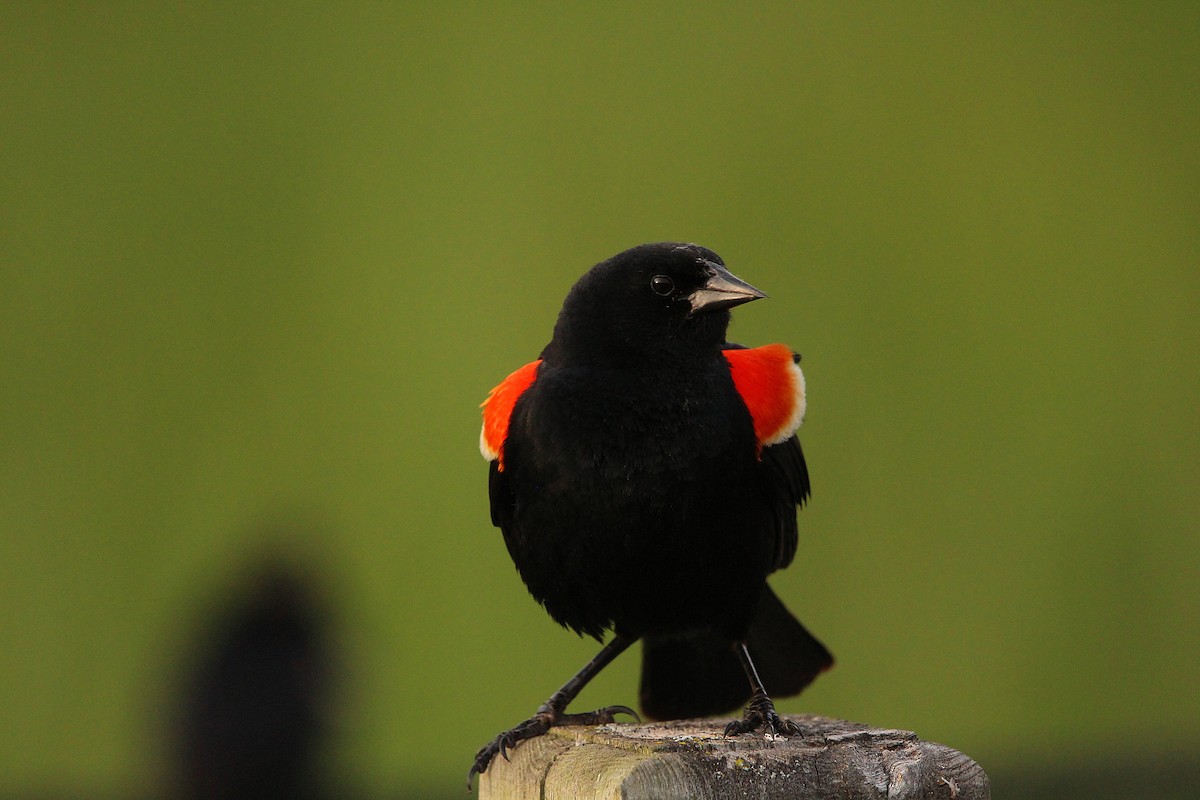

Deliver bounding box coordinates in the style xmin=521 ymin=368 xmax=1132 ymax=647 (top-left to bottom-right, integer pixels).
xmin=723 ymin=344 xmax=806 ymax=453
xmin=480 ymin=359 xmax=541 ymax=468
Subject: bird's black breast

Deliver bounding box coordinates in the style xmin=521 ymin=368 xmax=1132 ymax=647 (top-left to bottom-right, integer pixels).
xmin=491 ymin=358 xmax=779 ymax=640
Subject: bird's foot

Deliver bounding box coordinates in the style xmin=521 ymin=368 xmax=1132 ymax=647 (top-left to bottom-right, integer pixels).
xmin=724 ymin=691 xmax=800 ymax=737
xmin=467 ymin=703 xmax=638 ymax=788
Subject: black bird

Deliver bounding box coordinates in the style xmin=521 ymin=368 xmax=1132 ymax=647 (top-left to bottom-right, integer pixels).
xmin=470 ymin=243 xmax=832 ymax=785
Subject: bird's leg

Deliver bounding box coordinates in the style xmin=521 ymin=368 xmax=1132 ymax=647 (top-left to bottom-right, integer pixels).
xmin=723 ymin=641 xmax=802 ymax=736
xmin=468 ymin=634 xmax=639 ymax=787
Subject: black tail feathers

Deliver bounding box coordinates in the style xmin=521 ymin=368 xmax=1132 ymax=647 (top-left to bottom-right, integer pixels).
xmin=638 ymin=585 xmax=832 ymax=721
xmin=745 ymin=583 xmax=833 ymax=697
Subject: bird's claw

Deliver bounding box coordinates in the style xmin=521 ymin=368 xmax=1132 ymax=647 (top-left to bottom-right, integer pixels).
xmin=724 ymin=693 xmax=800 ymax=737
xmin=467 ymin=703 xmax=638 ymax=789
xmin=559 ymin=703 xmax=640 ymax=725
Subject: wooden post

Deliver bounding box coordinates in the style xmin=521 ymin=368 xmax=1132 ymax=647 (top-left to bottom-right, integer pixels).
xmin=479 ymin=714 xmax=989 ymax=800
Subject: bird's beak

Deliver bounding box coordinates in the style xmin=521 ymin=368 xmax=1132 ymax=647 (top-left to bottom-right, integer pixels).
xmin=687 ymin=262 xmax=768 ymax=316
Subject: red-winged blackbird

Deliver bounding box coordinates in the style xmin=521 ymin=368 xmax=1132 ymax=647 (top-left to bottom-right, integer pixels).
xmin=469 ymin=243 xmax=833 ymax=785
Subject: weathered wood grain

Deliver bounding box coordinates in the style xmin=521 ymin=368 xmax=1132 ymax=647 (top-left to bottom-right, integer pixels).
xmin=479 ymin=714 xmax=989 ymax=800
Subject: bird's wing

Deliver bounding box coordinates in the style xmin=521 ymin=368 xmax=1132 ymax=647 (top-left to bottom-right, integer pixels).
xmin=480 ymin=359 xmax=542 ymax=527
xmin=760 ymin=434 xmax=810 ymax=570
xmin=722 ymin=344 xmax=810 ymax=570
xmin=722 ymin=343 xmax=806 ymax=450
xmin=480 ymin=359 xmax=542 ymax=467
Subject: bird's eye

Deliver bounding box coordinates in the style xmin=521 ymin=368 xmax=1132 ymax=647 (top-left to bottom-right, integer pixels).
xmin=650 ymin=275 xmax=675 ymax=296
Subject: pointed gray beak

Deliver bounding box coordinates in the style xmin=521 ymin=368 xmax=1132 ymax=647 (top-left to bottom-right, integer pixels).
xmin=686 ymin=262 xmax=767 ymax=316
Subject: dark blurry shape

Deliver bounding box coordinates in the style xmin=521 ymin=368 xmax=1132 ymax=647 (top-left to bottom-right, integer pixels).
xmin=170 ymin=561 xmax=334 ymax=800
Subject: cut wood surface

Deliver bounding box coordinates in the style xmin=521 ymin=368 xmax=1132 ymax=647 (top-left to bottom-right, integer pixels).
xmin=479 ymin=714 xmax=990 ymax=800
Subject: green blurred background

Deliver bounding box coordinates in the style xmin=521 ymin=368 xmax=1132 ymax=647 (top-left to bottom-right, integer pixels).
xmin=3 ymin=3 xmax=1198 ymax=798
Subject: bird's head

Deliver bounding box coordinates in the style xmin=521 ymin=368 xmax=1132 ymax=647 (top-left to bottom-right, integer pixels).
xmin=547 ymin=243 xmax=766 ymax=366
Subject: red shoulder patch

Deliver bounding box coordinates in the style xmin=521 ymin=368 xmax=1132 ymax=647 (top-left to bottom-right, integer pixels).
xmin=723 ymin=344 xmax=806 ymax=453
xmin=480 ymin=360 xmax=541 ymax=469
